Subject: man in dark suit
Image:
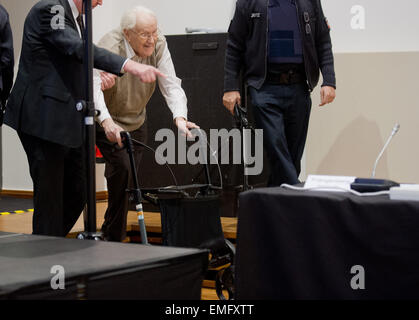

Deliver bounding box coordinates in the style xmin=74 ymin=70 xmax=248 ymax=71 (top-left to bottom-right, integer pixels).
xmin=4 ymin=0 xmax=165 ymax=237
xmin=0 ymin=4 xmax=14 ymax=126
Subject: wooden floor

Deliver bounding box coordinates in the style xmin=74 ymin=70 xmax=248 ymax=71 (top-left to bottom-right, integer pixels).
xmin=129 ymin=210 xmax=238 ymax=241
xmin=0 ymin=200 xmax=237 ymax=300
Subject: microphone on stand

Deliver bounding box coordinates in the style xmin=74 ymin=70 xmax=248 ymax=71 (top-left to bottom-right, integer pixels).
xmin=350 ymin=123 xmax=401 ymax=193
xmin=372 ymin=123 xmax=400 ymax=178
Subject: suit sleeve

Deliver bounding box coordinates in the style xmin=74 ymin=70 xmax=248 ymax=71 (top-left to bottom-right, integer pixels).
xmin=37 ymin=3 xmax=126 ymax=76
xmin=224 ymin=0 xmax=249 ymax=92
xmin=0 ymin=6 xmax=14 ymax=104
xmin=315 ymin=0 xmax=336 ymax=88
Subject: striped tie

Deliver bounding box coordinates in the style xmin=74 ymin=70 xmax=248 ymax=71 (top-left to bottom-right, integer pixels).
xmin=76 ymin=14 xmax=85 ymax=39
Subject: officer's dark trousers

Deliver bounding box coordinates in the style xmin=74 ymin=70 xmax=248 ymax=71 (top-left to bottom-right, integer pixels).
xmin=18 ymin=131 xmax=86 ymax=236
xmin=249 ymin=82 xmax=312 ymax=187
xmin=96 ymin=123 xmax=147 ymax=242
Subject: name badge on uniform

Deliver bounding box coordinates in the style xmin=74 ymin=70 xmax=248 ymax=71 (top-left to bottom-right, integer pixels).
xmin=251 ymin=12 xmax=261 ymax=18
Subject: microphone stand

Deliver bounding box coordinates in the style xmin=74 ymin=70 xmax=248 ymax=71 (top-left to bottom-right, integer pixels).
xmin=77 ymin=0 xmax=102 ymax=240
xmin=121 ymin=131 xmax=148 ymax=244
xmin=350 ymin=123 xmax=401 ymax=192
xmin=372 ymin=124 xmax=400 ymax=178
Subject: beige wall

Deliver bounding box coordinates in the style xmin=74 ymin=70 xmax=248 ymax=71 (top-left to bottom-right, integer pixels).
xmin=306 ymin=52 xmax=419 ymax=183
xmin=1 ymin=0 xmax=419 ymax=190
xmin=1 ymin=0 xmax=37 ymax=191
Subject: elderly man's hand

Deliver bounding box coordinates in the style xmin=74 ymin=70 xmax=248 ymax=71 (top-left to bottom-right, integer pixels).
xmin=101 ymin=118 xmax=125 ymax=147
xmin=320 ymin=86 xmax=336 ymax=106
xmin=175 ymin=117 xmax=200 ymax=139
xmin=223 ymin=91 xmax=241 ymax=115
xmin=123 ymin=59 xmax=166 ymax=83
xmin=100 ymin=72 xmax=117 ymax=91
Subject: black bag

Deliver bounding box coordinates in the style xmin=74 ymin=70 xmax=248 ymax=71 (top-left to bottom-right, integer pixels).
xmin=159 ymin=193 xmax=224 ymax=248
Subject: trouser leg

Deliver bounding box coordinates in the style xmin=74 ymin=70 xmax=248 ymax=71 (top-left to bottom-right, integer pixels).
xmin=96 ymin=123 xmax=147 ymax=241
xmin=62 ymin=146 xmax=87 ymax=235
xmin=18 ymin=132 xmax=85 ymax=237
xmin=250 ymin=83 xmax=311 ymax=186
xmin=283 ymin=83 xmax=312 ymax=177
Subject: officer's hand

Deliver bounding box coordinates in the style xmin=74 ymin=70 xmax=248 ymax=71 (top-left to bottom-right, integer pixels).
xmin=101 ymin=118 xmax=124 ymax=147
xmin=175 ymin=117 xmax=200 ymax=139
xmin=223 ymin=91 xmax=241 ymax=115
xmin=100 ymin=72 xmax=117 ymax=91
xmin=320 ymin=86 xmax=336 ymax=106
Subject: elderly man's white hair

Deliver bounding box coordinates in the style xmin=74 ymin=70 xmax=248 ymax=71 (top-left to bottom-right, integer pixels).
xmin=120 ymin=6 xmax=157 ymax=31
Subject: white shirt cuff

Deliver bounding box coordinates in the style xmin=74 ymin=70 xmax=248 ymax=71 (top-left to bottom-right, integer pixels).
xmin=97 ymin=108 xmax=112 ymax=125
xmin=121 ymin=59 xmax=129 ymax=74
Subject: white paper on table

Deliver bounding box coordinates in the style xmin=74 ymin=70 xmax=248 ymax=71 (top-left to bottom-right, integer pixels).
xmin=390 ymin=184 xmax=419 ymax=201
xmin=304 ymin=175 xmax=356 ymax=192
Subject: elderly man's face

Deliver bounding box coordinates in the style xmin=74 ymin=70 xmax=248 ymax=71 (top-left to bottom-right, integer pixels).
xmin=124 ymin=15 xmax=158 ymax=59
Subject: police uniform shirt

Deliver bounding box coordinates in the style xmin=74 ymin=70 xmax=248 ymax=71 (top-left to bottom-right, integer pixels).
xmin=268 ymin=0 xmax=303 ymax=64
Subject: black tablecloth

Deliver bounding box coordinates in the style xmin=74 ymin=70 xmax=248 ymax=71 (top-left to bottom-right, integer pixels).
xmin=0 ymin=233 xmax=208 ymax=299
xmin=235 ymin=187 xmax=419 ymax=299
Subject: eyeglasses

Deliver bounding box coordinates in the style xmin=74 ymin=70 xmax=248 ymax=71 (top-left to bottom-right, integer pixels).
xmin=131 ymin=29 xmax=158 ymax=41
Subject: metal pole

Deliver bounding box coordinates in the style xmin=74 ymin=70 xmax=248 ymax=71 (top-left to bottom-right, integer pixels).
xmin=78 ymin=0 xmax=101 ymax=240
xmin=120 ymin=131 xmax=148 ymax=244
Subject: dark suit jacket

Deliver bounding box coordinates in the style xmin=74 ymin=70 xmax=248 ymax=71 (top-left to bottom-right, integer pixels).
xmin=0 ymin=4 xmax=14 ymax=106
xmin=4 ymin=0 xmax=126 ymax=147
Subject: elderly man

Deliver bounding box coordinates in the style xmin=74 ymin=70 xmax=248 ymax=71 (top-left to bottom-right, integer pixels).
xmin=94 ymin=6 xmax=198 ymax=242
xmin=4 ymin=0 xmax=164 ymax=237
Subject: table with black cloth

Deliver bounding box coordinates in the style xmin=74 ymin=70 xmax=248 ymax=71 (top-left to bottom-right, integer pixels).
xmin=235 ymin=187 xmax=419 ymax=299
xmin=0 ymin=232 xmax=208 ymax=300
